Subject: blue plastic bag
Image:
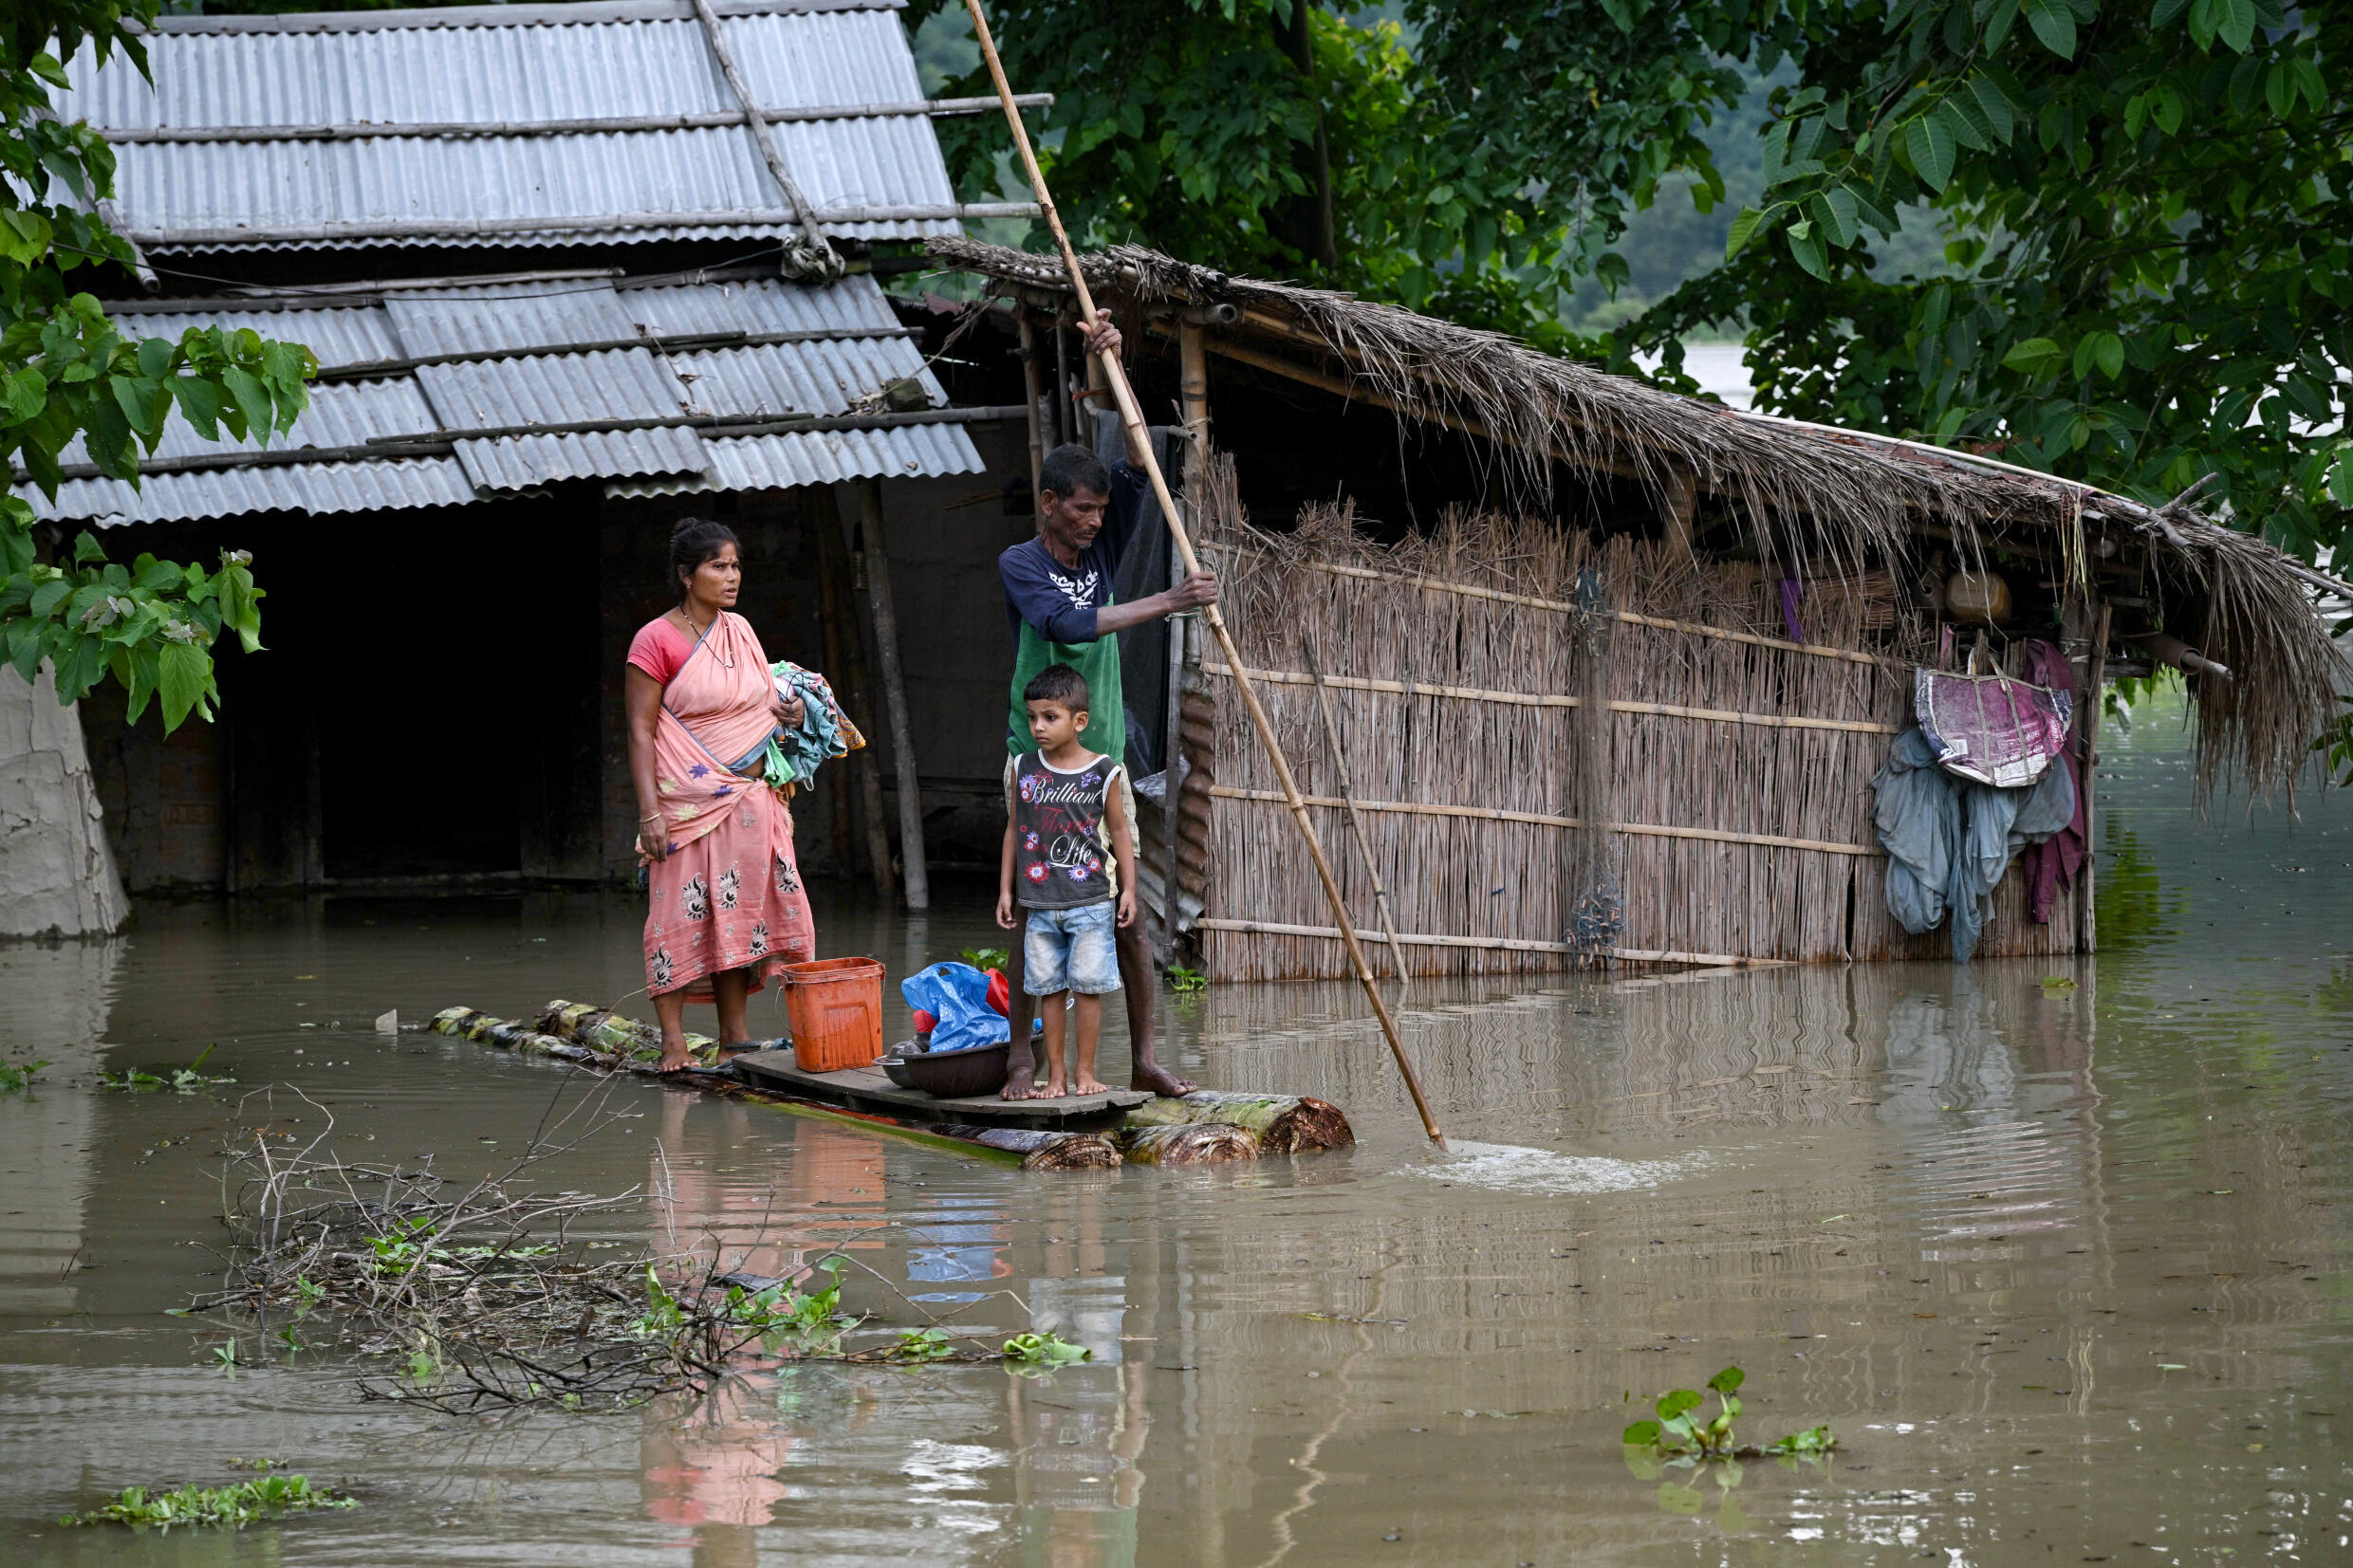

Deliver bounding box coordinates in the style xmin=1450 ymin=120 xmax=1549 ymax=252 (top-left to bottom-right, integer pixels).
xmin=900 ymin=962 xmax=1042 ymax=1054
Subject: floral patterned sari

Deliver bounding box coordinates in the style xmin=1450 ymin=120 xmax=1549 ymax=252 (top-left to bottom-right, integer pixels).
xmin=640 ymin=611 xmax=814 ymax=1001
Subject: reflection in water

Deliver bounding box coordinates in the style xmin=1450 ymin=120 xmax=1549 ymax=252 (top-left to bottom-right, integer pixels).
xmin=5 ymin=721 xmax=2353 ymax=1565
xmin=2093 ymin=818 xmax=2190 ymax=954
xmin=0 ymin=938 xmax=120 ymax=1319
xmin=640 ymin=1378 xmax=791 ymax=1565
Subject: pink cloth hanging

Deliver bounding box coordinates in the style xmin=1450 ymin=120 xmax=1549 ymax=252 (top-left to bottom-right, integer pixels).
xmin=2019 ymin=640 xmax=2085 ymax=923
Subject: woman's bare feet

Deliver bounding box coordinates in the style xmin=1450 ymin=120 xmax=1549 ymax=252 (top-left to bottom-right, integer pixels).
xmin=657 ymin=1040 xmax=695 ymax=1073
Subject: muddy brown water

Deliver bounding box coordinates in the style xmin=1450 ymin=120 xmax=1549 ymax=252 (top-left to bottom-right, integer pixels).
xmin=6 ymin=708 xmax=2352 ymax=1566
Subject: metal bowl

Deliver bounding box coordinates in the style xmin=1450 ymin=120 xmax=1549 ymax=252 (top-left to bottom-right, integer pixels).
xmin=896 ymin=1042 xmax=1011 ymax=1099
xmin=880 ymin=1042 xmax=921 ymax=1090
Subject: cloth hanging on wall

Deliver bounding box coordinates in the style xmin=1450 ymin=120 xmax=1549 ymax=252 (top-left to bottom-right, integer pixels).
xmin=1873 ymin=720 xmax=2077 ymax=960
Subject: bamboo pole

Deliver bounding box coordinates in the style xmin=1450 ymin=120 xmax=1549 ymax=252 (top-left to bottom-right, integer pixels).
xmin=1199 ymin=660 xmax=1900 ymax=733
xmin=961 ymin=0 xmax=1446 ymax=1148
xmin=859 ymin=480 xmax=929 ymax=911
xmin=1192 ymin=919 xmax=1791 ymax=968
xmin=688 ymin=0 xmax=836 ymax=265
xmin=1303 ymin=628 xmax=1411 ymax=986
xmin=100 ymin=95 xmax=1056 ymax=143
xmin=117 ymin=203 xmax=1040 ymax=249
xmin=1205 ymin=785 xmax=1885 ymax=856
xmin=1226 ymin=550 xmax=1907 ymax=668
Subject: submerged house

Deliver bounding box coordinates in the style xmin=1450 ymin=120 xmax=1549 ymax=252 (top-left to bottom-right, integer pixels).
xmin=935 ymin=239 xmax=2347 ymax=977
xmin=27 ymin=0 xmax=1044 ymax=897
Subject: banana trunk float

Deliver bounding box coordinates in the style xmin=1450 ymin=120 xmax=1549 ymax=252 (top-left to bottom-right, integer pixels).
xmin=1121 ymin=1091 xmax=1354 ymax=1153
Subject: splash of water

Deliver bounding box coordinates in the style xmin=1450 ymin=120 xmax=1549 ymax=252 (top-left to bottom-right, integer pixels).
xmin=1405 ymin=1140 xmax=1698 ymax=1196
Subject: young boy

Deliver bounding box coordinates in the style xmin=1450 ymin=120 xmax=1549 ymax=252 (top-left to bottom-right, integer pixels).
xmin=996 ymin=663 xmax=1136 ymax=1098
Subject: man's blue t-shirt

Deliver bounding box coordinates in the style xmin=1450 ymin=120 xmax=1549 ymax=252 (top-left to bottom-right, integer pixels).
xmin=998 ymin=462 xmax=1145 ymax=762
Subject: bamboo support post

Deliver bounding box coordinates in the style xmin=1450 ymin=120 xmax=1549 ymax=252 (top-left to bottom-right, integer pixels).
xmin=1018 ymin=311 xmax=1046 ymax=503
xmin=2078 ymin=601 xmax=2110 ymax=951
xmin=816 ymin=499 xmax=894 ymax=895
xmin=814 ymin=502 xmax=858 ymax=870
xmin=962 ymin=0 xmax=1446 ymax=1148
xmin=1053 ymin=316 xmax=1073 ymax=447
xmin=1661 ymin=466 xmax=1697 ymax=560
xmin=1163 ymin=321 xmax=1209 ymax=966
xmin=859 ymin=480 xmax=929 ymax=911
xmin=1303 ymin=629 xmax=1410 ymax=987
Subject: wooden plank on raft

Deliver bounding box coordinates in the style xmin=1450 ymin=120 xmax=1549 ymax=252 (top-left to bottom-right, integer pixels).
xmin=1206 ymin=785 xmax=1885 ymax=857
xmin=1200 ymin=661 xmax=1899 ymax=735
xmin=1193 ymin=918 xmax=1792 ymax=968
xmin=731 ymin=1050 xmax=1149 ymax=1125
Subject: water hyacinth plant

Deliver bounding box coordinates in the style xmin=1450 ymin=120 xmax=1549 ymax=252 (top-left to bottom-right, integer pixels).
xmin=1622 ymin=1367 xmax=1839 ymax=1461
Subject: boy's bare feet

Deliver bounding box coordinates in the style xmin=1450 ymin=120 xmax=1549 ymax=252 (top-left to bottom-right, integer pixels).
xmin=1040 ymin=1075 xmax=1067 ymax=1099
xmin=1071 ymin=1072 xmax=1110 ymax=1097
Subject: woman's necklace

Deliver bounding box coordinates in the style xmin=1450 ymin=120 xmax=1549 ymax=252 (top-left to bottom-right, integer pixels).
xmin=678 ymin=605 xmax=734 ymax=668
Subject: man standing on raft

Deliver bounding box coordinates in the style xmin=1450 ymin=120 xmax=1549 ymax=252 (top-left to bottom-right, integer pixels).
xmin=998 ymin=321 xmax=1218 ymax=1099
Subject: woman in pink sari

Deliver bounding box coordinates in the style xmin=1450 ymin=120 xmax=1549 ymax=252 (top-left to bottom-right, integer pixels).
xmin=626 ymin=519 xmax=817 ymax=1071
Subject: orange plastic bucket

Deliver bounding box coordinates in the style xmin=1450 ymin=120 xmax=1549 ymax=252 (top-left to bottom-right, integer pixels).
xmin=783 ymin=956 xmax=885 ymax=1073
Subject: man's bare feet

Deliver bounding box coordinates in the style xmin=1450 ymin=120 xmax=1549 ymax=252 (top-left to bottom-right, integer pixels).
xmin=1071 ymin=1072 xmax=1110 ymax=1097
xmin=1040 ymin=1076 xmax=1067 ymax=1099
xmin=1000 ymin=1038 xmax=1041 ymax=1098
xmin=1130 ymin=1061 xmax=1196 ymax=1098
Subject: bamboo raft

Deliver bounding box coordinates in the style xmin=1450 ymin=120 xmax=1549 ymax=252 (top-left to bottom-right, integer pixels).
xmin=426 ymin=1003 xmax=1352 ymax=1171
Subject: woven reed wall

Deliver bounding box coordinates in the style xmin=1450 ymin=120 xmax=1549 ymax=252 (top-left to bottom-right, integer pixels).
xmin=1185 ymin=498 xmax=2083 ymax=980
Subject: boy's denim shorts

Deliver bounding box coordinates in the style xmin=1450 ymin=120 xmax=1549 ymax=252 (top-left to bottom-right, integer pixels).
xmin=1023 ymin=902 xmax=1121 ymax=996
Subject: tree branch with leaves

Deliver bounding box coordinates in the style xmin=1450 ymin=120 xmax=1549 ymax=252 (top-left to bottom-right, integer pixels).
xmin=1 ymin=0 xmax=313 ymax=730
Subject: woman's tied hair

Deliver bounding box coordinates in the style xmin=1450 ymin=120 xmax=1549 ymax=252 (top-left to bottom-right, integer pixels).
xmin=668 ymin=517 xmax=739 ymax=598
xmin=1024 ymin=662 xmax=1089 ymax=711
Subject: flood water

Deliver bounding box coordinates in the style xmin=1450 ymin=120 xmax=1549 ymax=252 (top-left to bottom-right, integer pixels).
xmin=6 ymin=701 xmax=2352 ymax=1566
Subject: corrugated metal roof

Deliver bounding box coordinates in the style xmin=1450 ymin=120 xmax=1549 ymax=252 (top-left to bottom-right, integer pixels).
xmin=61 ymin=2 xmax=964 ymax=253
xmin=107 ymin=304 xmax=401 ymax=365
xmin=622 ymin=274 xmax=902 ymax=335
xmin=417 ymin=344 xmax=702 ymax=489
xmin=625 ymin=273 xmax=943 ymax=416
xmin=25 ymin=270 xmax=987 ymax=525
xmin=17 ymin=457 xmax=477 ymax=527
xmin=608 ymin=422 xmax=986 ymax=497
xmin=384 ymin=284 xmax=641 ymax=354
xmin=50 ymin=378 xmax=438 ymax=467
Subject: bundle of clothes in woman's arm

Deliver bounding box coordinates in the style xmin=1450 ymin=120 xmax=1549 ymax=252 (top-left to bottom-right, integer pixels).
xmin=757 ymin=662 xmax=866 ymax=795
xmin=1872 ymin=640 xmax=2086 ymax=961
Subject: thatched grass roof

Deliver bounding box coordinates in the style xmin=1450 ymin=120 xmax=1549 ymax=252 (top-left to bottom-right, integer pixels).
xmin=931 ymin=237 xmax=2347 ymax=799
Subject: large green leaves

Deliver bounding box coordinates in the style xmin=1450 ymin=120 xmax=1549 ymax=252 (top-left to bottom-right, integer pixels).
xmin=911 ymin=0 xmax=1749 ymax=348
xmin=2 ymin=0 xmax=313 ymax=732
xmin=1616 ymin=0 xmax=2346 ymax=560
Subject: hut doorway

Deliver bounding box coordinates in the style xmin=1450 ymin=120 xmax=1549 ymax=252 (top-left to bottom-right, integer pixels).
xmin=318 ymin=651 xmax=522 ymax=884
